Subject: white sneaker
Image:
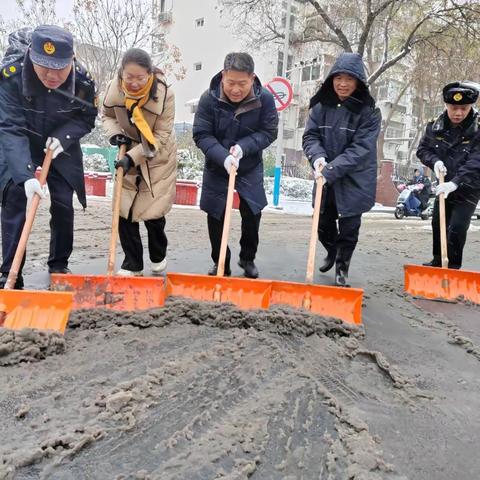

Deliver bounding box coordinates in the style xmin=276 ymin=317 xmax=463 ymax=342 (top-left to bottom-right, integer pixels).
xmin=116 ymin=268 xmax=143 ymax=276
xmin=151 ymin=258 xmax=167 ymax=275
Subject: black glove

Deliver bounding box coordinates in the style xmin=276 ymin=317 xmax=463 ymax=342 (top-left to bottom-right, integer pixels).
xmin=114 ymin=155 xmax=134 ymax=176
xmin=109 ymin=134 xmax=132 ymax=147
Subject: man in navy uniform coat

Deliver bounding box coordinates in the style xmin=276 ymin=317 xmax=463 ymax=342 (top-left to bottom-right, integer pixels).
xmin=0 ymin=25 xmax=97 ymax=289
xmin=417 ymin=82 xmax=480 ymax=269
xmin=193 ymin=52 xmax=278 ymax=279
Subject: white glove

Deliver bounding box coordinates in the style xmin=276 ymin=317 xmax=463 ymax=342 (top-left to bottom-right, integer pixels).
xmin=224 ymin=154 xmax=239 ymax=174
xmin=44 ymin=137 xmax=64 ymax=159
xmin=24 ymin=178 xmax=47 ymax=200
xmin=434 ymin=160 xmax=447 ymax=178
xmin=229 ymin=144 xmax=243 ymax=161
xmin=313 ymin=157 xmax=326 ymax=180
xmin=436 ymin=181 xmax=457 ymax=199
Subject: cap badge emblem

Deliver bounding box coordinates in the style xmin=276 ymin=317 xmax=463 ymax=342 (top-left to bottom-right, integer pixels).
xmin=43 ymin=42 xmax=56 ymax=55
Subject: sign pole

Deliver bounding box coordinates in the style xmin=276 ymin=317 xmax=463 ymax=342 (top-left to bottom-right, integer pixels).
xmin=273 ymin=0 xmax=292 ymax=208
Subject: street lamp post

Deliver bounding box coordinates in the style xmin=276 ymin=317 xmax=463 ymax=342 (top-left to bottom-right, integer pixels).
xmin=272 ymin=0 xmax=292 ymax=208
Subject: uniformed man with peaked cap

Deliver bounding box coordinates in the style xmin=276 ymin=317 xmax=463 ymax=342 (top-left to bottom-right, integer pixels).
xmin=0 ymin=25 xmax=97 ymax=289
xmin=417 ymin=81 xmax=480 ymax=269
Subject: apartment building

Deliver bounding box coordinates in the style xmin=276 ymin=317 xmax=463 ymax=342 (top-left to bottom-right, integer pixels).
xmin=153 ymin=0 xmax=435 ymax=179
xmin=152 ymin=0 xmax=280 ymax=123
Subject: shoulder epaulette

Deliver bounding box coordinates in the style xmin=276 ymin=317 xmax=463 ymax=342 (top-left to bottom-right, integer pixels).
xmin=1 ymin=60 xmax=23 ymax=80
xmin=74 ymin=61 xmax=95 ymax=85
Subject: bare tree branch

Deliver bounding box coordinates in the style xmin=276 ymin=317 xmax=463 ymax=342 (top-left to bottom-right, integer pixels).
xmin=306 ymin=0 xmax=353 ymax=52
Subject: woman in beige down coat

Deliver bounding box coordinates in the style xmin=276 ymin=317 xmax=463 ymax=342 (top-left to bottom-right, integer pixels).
xmin=102 ymin=48 xmax=176 ymax=276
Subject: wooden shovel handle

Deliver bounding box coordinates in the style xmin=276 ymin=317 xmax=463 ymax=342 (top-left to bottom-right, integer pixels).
xmin=217 ymin=166 xmax=237 ymax=278
xmin=5 ymin=150 xmax=53 ymax=290
xmin=306 ymin=176 xmax=324 ymax=283
xmin=107 ymin=144 xmax=127 ymax=276
xmin=438 ymin=172 xmax=448 ymax=268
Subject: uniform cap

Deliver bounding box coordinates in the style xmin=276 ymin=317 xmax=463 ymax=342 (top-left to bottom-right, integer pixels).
xmin=443 ymin=82 xmax=479 ymax=105
xmin=30 ymin=25 xmax=73 ymax=70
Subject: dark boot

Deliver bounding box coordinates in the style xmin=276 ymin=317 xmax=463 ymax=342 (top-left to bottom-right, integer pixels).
xmin=422 ymin=256 xmax=441 ymax=267
xmin=334 ymin=249 xmax=351 ymax=287
xmin=335 ymin=262 xmax=350 ymax=287
xmin=208 ymin=263 xmax=231 ymax=276
xmin=319 ymin=249 xmax=336 ymax=273
xmin=48 ymin=267 xmax=72 ymax=274
xmin=0 ymin=273 xmax=24 ymax=290
xmin=238 ymin=259 xmax=259 ymax=279
xmin=448 ymin=263 xmax=461 ymax=270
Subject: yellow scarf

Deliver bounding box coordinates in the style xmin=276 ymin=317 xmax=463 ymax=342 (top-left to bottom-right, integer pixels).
xmin=122 ymin=74 xmax=157 ymax=147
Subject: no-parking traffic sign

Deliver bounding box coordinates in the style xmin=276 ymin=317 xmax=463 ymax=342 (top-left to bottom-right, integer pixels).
xmin=265 ymin=76 xmax=293 ymax=112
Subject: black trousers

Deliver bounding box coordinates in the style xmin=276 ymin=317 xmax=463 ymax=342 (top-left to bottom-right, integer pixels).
xmin=431 ymin=197 xmax=476 ymax=268
xmin=118 ymin=215 xmax=168 ymax=271
xmin=207 ymin=195 xmax=261 ymax=267
xmin=1 ymin=168 xmax=74 ymax=275
xmin=317 ymin=186 xmax=361 ymax=268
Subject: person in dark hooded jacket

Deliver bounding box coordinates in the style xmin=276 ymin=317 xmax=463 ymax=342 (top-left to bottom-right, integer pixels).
xmin=303 ymin=52 xmax=381 ymax=287
xmin=193 ymin=52 xmax=278 ymax=278
xmin=417 ymin=81 xmax=480 ymax=269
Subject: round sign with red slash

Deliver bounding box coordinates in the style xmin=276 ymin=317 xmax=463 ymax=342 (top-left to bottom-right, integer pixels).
xmin=265 ymin=76 xmax=293 ymax=112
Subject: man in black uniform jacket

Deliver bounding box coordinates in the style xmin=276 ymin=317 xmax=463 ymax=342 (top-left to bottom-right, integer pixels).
xmin=417 ymin=82 xmax=480 ymax=269
xmin=0 ymin=25 xmax=97 ymax=289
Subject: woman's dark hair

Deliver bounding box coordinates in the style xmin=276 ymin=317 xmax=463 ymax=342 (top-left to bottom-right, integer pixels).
xmin=118 ymin=48 xmax=164 ymax=100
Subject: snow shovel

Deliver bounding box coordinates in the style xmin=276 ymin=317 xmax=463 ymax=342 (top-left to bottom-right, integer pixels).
xmin=404 ymin=172 xmax=480 ymax=304
xmin=269 ymin=175 xmax=363 ymax=325
xmin=166 ymin=165 xmax=273 ymax=308
xmin=0 ymin=150 xmax=73 ymax=334
xmin=50 ymin=144 xmax=166 ymax=310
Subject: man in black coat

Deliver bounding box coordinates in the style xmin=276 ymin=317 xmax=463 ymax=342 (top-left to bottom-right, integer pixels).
xmin=193 ymin=52 xmax=278 ymax=278
xmin=303 ymin=52 xmax=381 ymax=287
xmin=417 ymin=82 xmax=480 ymax=269
xmin=0 ymin=25 xmax=97 ymax=289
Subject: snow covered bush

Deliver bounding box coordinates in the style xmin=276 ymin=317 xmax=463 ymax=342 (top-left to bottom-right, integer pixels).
xmin=264 ymin=176 xmax=313 ymax=201
xmin=177 ymin=149 xmax=204 ymax=181
xmin=83 ymin=153 xmax=110 ymax=172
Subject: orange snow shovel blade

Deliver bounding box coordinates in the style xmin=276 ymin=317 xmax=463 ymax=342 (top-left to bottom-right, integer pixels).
xmin=270 ymin=281 xmax=363 ymax=325
xmin=165 ymin=167 xmax=272 ymax=311
xmin=0 ymin=290 xmax=73 ymax=334
xmin=267 ymin=176 xmax=364 ymax=326
xmin=166 ymin=272 xmax=272 ymax=309
xmin=404 ymin=173 xmax=480 ymax=304
xmin=404 ymin=265 xmax=480 ymax=304
xmin=50 ymin=145 xmax=165 ymax=311
xmin=0 ymin=149 xmax=74 ymax=334
xmin=50 ymin=274 xmax=166 ymax=310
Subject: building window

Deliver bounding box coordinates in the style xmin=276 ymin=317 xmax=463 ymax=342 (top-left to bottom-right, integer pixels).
xmin=194 ymin=62 xmax=202 ymax=71
xmin=301 ymin=64 xmax=321 ymax=82
xmin=281 ymin=1 xmax=298 ymax=30
xmin=297 ymin=107 xmax=308 ymax=128
xmin=277 ymin=51 xmax=293 ymax=76
xmin=195 ymin=17 xmax=205 ymax=27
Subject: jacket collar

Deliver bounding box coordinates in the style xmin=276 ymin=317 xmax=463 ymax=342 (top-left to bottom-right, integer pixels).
xmin=210 ymin=71 xmax=263 ymax=115
xmin=433 ymin=108 xmax=478 ymax=137
xmin=103 ymin=76 xmax=167 ymax=115
xmin=22 ymin=51 xmax=75 ymax=97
